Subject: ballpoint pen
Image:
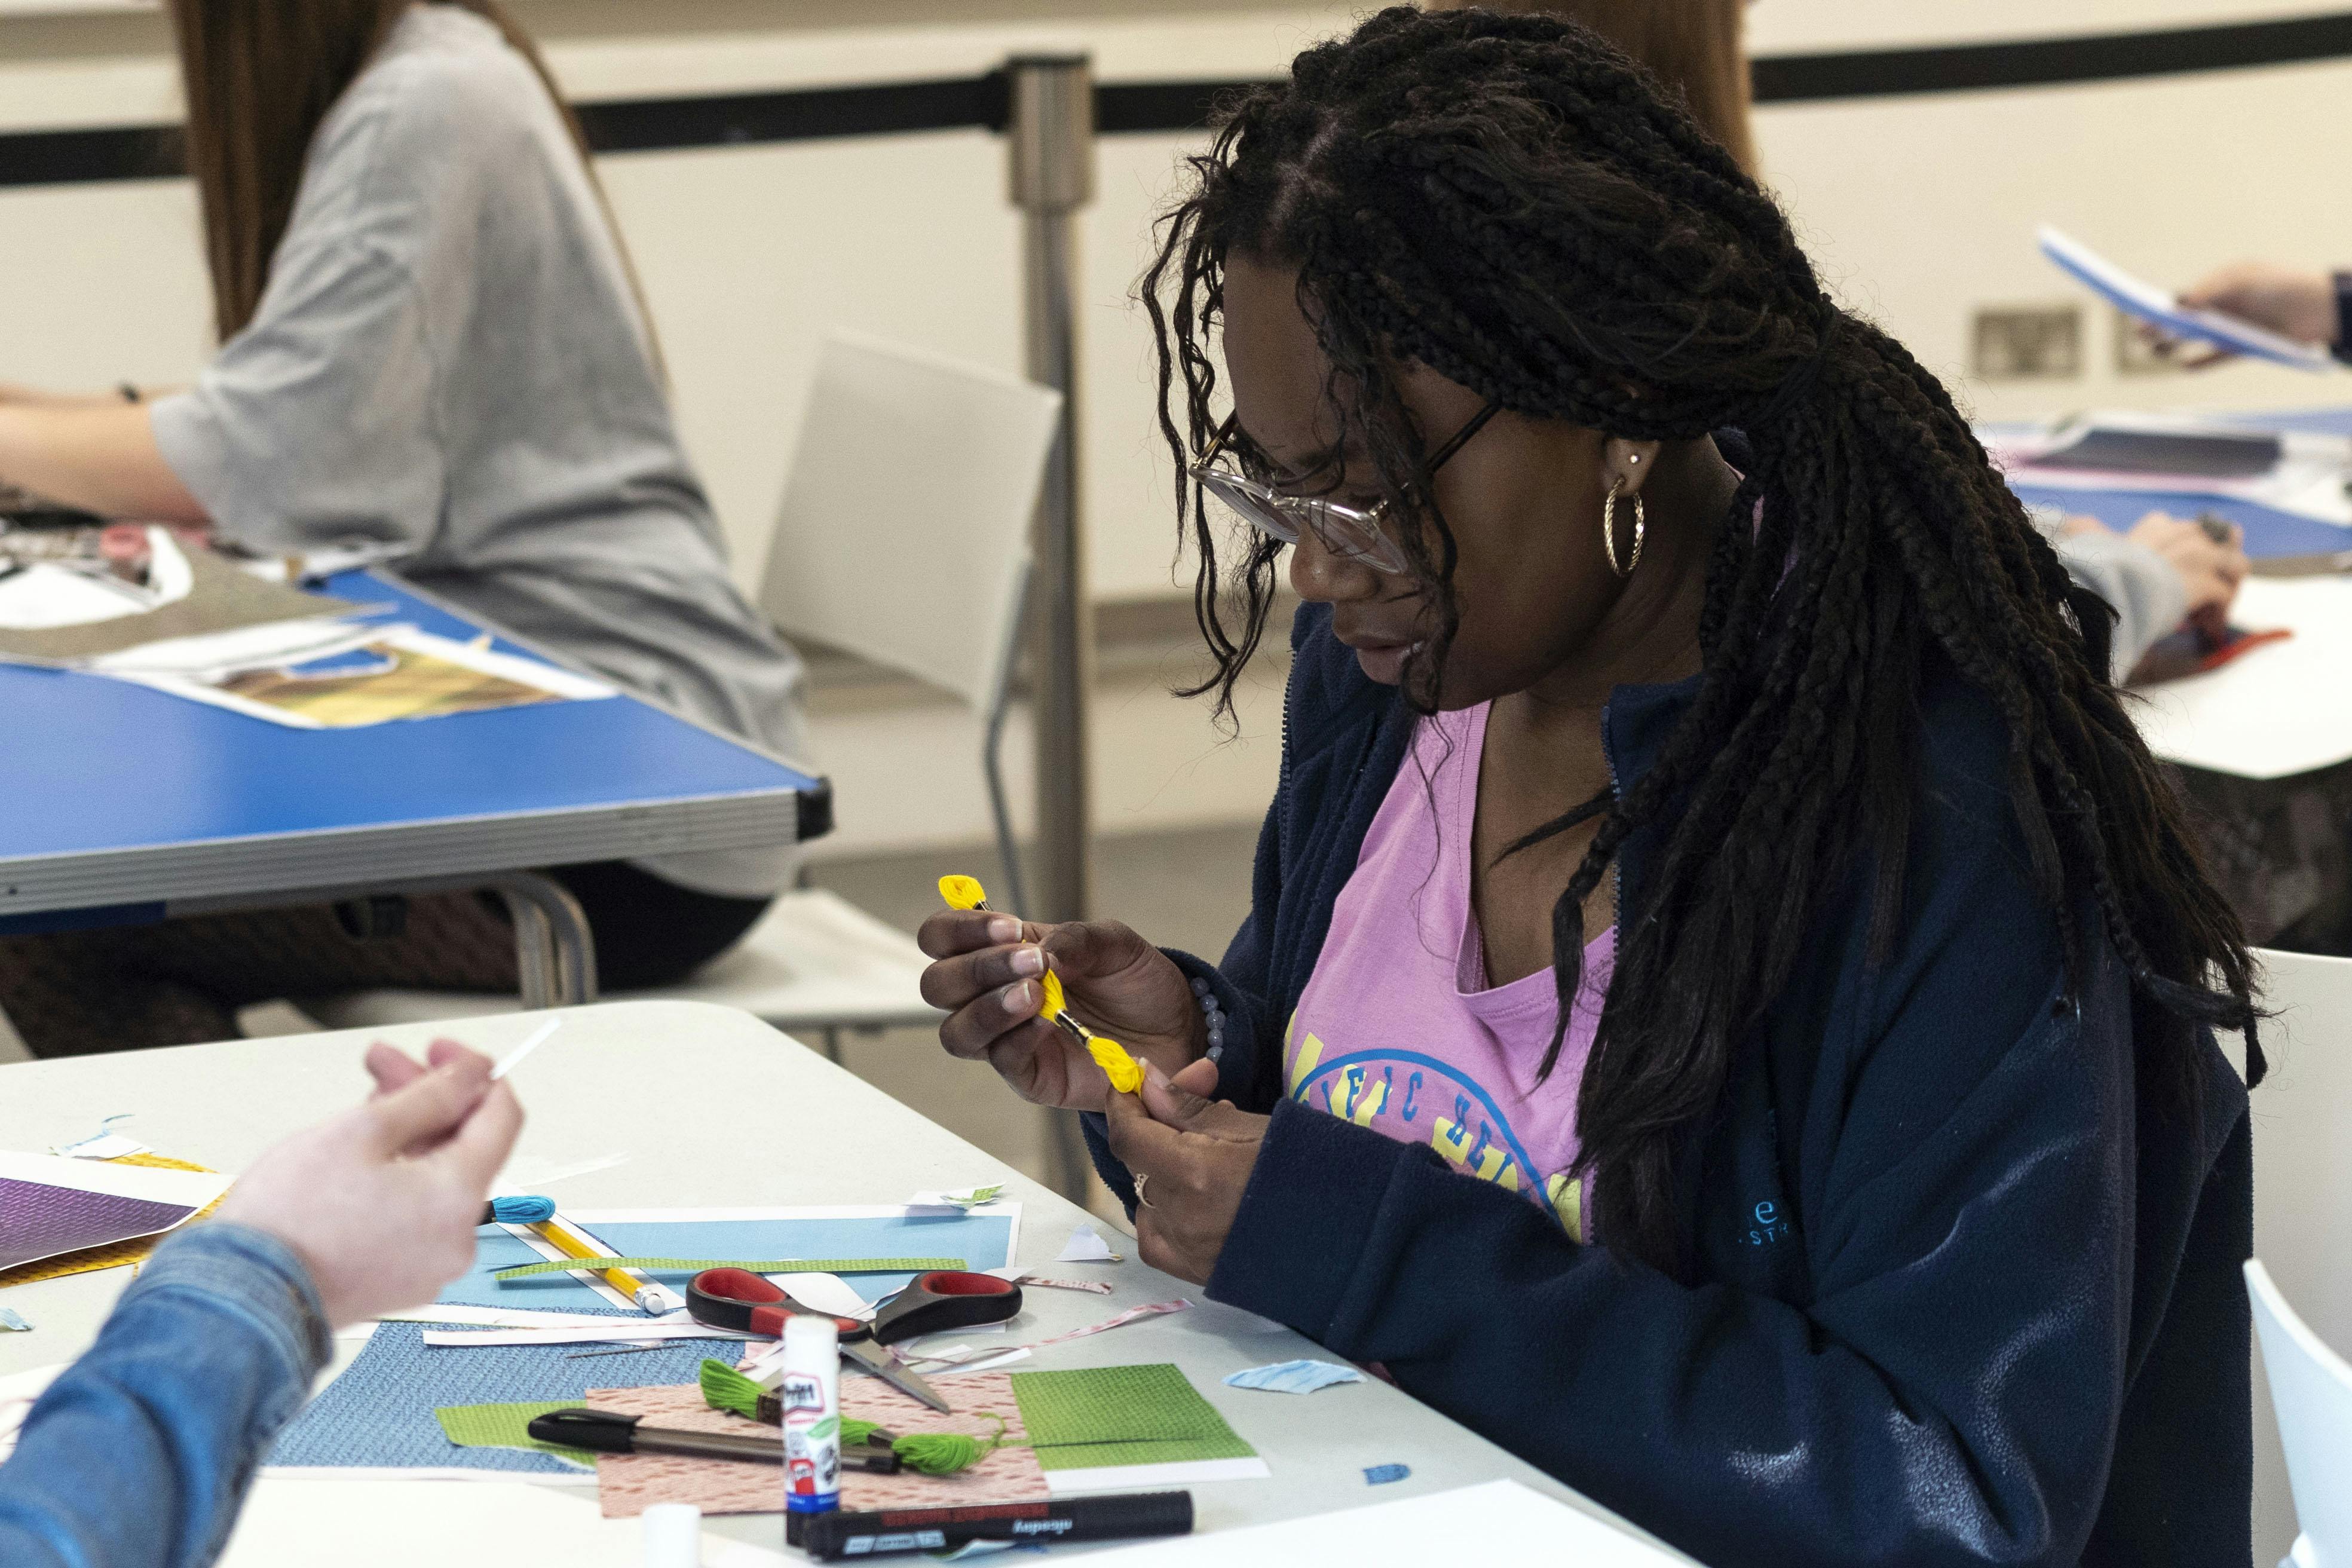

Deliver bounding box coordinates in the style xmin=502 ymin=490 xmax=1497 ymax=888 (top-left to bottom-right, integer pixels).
xmin=938 ymin=875 xmax=1144 ymax=1094
xmin=525 ymin=1408 xmax=902 ymax=1472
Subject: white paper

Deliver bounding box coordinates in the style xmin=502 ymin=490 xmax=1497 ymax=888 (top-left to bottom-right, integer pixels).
xmin=908 ymin=1186 xmax=1010 ymax=1214
xmin=2039 ymin=226 xmax=2338 ymax=372
xmin=420 ymin=1322 xmax=757 ymax=1348
xmin=0 ymin=1150 xmax=230 ymax=1208
xmin=1055 ymin=1222 xmax=1119 ymax=1263
xmin=0 ymin=562 xmax=155 ymax=630
xmin=2129 ymin=575 xmax=2352 ymax=777
xmin=1076 ymin=1479 xmax=1686 ymax=1563
xmin=97 ymin=624 xmax=613 ymax=729
xmin=378 ymin=1304 xmax=672 ymax=1330
xmin=87 ymin=614 xmax=384 ymax=678
xmin=1042 ymin=1456 xmax=1271 ymax=1495
xmin=912 ymin=1346 xmax=1031 ymax=1376
xmin=768 ymin=1272 xmax=873 ymax=1321
xmin=532 ymin=1204 xmax=1009 ymax=1224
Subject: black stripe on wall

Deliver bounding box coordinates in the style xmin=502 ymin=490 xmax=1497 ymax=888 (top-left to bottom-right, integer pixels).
xmin=575 ymin=74 xmax=1010 ymax=152
xmin=5 ymin=10 xmax=2352 ymax=188
xmin=0 ymin=125 xmax=179 ymax=189
xmin=1750 ymin=8 xmax=2352 ymax=102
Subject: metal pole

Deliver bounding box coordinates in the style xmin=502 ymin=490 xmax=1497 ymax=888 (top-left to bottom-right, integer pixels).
xmin=1007 ymin=54 xmax=1099 ymax=1203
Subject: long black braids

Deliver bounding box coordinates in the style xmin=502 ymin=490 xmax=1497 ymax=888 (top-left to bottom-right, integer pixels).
xmin=1141 ymin=7 xmax=2260 ymax=1278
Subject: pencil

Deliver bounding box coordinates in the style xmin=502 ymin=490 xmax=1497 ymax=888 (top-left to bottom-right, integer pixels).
xmin=527 ymin=1212 xmax=685 ymax=1315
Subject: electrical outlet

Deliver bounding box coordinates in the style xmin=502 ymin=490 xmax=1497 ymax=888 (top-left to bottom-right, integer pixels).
xmin=1972 ymin=304 xmax=2081 ymax=380
xmin=2114 ymin=304 xmax=2190 ymax=375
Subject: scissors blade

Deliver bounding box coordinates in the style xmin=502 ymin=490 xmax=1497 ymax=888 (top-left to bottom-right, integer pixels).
xmin=841 ymin=1340 xmax=950 ymax=1413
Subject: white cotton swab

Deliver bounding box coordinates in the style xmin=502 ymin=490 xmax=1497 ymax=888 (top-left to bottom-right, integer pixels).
xmin=491 ymin=1018 xmax=561 ymax=1082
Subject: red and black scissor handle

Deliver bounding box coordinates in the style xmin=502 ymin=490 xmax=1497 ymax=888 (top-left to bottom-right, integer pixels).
xmin=869 ymin=1270 xmax=1021 ymax=1346
xmin=687 ymin=1268 xmax=863 ymax=1340
xmin=686 ymin=1267 xmax=1021 ymax=1344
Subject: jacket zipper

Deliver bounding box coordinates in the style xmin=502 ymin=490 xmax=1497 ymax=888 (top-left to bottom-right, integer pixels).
xmin=1600 ymin=696 xmax=1623 ymax=926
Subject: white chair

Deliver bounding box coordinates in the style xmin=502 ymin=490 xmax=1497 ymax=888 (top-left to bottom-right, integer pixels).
xmin=2246 ymin=949 xmax=2352 ymax=1564
xmin=2247 ymin=1260 xmax=2351 ymax=1568
xmin=302 ymin=333 xmax=1062 ymax=1055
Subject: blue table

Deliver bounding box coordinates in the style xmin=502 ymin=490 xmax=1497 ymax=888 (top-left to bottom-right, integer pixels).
xmin=0 ymin=569 xmax=829 ymax=1003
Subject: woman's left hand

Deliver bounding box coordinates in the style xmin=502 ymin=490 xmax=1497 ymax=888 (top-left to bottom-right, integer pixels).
xmin=1101 ymin=1060 xmax=1270 ymax=1285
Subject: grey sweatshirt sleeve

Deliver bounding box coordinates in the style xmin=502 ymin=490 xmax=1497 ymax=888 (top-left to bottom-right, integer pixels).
xmin=2032 ymin=507 xmax=2189 ymax=679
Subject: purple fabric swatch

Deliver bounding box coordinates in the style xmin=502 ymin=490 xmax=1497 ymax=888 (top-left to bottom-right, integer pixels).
xmin=0 ymin=1177 xmax=196 ymax=1270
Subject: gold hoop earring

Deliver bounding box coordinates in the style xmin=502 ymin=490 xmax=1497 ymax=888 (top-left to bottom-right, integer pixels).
xmin=1603 ymin=481 xmax=1644 ymax=578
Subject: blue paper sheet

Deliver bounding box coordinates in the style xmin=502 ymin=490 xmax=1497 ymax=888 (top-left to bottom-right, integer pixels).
xmin=270 ymin=1212 xmax=1021 ymax=1473
xmin=270 ymin=1320 xmax=713 ymax=1474
xmin=446 ymin=1212 xmax=1019 ymax=1312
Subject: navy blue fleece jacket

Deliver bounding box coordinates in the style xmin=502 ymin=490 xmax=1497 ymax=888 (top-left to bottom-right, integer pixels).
xmin=1083 ymin=600 xmax=2253 ymax=1567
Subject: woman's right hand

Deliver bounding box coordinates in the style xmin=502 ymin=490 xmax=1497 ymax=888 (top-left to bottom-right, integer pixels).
xmin=2126 ymin=510 xmax=2248 ymax=617
xmin=213 ymin=1040 xmax=522 ymax=1329
xmin=918 ymin=909 xmax=1205 ymax=1113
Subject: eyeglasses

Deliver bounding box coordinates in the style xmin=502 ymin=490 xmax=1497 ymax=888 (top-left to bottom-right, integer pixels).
xmin=1188 ymin=402 xmax=1503 ymax=575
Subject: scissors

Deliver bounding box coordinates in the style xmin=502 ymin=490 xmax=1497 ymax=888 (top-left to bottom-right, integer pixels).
xmin=687 ymin=1268 xmax=1023 ymax=1414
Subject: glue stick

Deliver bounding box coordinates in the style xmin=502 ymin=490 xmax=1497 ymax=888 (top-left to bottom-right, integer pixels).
xmin=779 ymin=1315 xmax=841 ymax=1524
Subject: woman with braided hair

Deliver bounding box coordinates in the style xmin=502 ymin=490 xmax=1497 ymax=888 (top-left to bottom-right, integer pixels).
xmin=918 ymin=10 xmax=2259 ymax=1563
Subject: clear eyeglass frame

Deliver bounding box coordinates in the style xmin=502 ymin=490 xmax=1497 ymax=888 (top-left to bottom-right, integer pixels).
xmin=1186 ymin=402 xmax=1504 ymax=576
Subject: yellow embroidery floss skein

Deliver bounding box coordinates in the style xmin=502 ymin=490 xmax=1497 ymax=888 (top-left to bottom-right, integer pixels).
xmin=1040 ymin=971 xmax=1144 ymax=1095
xmin=938 ymin=874 xmax=1145 ymax=1096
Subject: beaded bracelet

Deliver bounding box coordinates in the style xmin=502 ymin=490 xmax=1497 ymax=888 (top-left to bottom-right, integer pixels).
xmin=1189 ymin=975 xmax=1227 ymax=1064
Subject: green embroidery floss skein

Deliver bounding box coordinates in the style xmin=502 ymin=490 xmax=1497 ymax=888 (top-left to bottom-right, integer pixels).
xmin=696 ymin=1360 xmax=1013 ymax=1477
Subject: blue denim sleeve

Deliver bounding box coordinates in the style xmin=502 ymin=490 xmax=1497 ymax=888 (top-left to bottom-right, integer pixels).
xmin=0 ymin=1223 xmax=331 ymax=1568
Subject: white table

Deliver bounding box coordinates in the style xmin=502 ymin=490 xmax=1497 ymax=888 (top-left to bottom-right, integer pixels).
xmin=0 ymin=1002 xmax=1682 ymax=1564
xmin=2130 ymin=574 xmax=2352 ymax=781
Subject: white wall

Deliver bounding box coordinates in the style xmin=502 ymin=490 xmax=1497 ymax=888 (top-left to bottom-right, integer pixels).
xmin=7 ymin=1 xmax=2347 ymax=595
xmin=1750 ymin=7 xmax=2352 ymax=427
xmin=4 ymin=1 xmax=2349 ymax=853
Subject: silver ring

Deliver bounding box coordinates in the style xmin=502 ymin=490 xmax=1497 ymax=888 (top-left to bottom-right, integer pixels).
xmin=1134 ymin=1172 xmax=1154 ymax=1209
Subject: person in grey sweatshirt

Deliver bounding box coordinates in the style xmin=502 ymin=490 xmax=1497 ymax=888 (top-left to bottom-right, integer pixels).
xmin=2041 ymin=507 xmax=2247 ymax=680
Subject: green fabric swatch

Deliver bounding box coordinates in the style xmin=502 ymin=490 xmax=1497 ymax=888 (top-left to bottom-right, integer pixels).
xmin=1010 ymin=1363 xmax=1255 ymax=1470
xmin=490 ymin=1255 xmax=965 ymax=1281
xmin=434 ymin=1401 xmax=597 ymax=1465
xmin=1031 ymin=1432 xmax=1260 ymax=1471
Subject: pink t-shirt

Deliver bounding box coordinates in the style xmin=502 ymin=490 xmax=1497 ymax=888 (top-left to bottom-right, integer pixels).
xmin=1285 ymin=700 xmax=1613 ymax=1239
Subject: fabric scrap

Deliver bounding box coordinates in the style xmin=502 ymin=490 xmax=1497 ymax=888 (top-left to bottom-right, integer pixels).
xmin=1222 ymin=1358 xmax=1364 ymax=1395
xmin=433 ymin=1400 xmax=596 ymax=1465
xmin=1014 ymin=1364 xmax=1231 ymax=1446
xmin=1033 ymin=1299 xmax=1187 ymax=1348
xmin=53 ymin=1116 xmax=149 ymax=1161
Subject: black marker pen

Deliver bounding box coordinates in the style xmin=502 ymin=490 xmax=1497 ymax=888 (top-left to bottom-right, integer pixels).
xmin=797 ymin=1490 xmax=1194 ymax=1560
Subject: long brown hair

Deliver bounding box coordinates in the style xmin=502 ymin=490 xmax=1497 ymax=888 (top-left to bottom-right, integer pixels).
xmin=1434 ymin=0 xmax=1759 ymax=176
xmin=167 ymin=0 xmax=657 ymax=355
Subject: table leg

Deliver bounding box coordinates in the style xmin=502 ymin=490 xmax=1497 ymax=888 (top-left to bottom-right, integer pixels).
xmin=482 ymin=872 xmax=599 ymax=1008
xmin=165 ymin=868 xmax=602 ymax=1009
